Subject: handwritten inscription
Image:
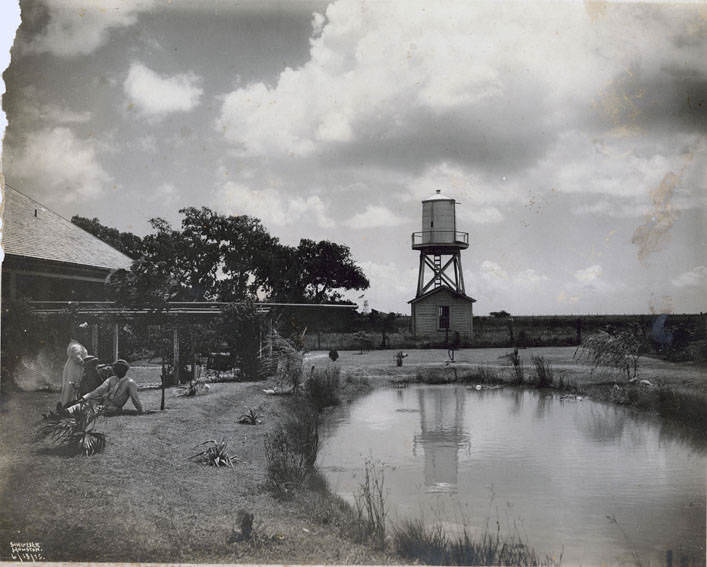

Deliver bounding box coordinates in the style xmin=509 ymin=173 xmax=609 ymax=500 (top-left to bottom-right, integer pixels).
xmin=10 ymin=542 xmax=45 ymax=562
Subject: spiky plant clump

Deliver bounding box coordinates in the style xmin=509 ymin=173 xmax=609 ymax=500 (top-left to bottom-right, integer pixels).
xmin=189 ymin=439 xmax=238 ymax=468
xmin=36 ymin=403 xmax=106 ymax=456
xmin=238 ymin=407 xmax=261 ymax=425
xmin=531 ymin=356 xmax=554 ymax=388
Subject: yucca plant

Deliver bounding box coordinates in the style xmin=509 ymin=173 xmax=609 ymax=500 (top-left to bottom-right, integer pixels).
xmin=237 ymin=407 xmax=262 ymax=425
xmin=189 ymin=439 xmax=238 ymax=468
xmin=36 ymin=403 xmax=106 ymax=456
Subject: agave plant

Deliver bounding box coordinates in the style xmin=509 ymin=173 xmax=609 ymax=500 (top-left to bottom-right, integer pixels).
xmin=237 ymin=407 xmax=262 ymax=425
xmin=189 ymin=439 xmax=238 ymax=468
xmin=36 ymin=403 xmax=106 ymax=456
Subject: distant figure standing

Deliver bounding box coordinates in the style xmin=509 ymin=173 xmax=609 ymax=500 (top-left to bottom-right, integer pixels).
xmin=60 ymin=339 xmax=87 ymax=407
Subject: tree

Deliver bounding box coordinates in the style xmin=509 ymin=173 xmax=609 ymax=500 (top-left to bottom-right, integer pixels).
xmin=575 ymin=329 xmax=641 ymax=381
xmin=71 ymin=215 xmax=144 ymax=259
xmin=105 ymin=208 xmax=369 ymax=306
xmin=285 ymin=239 xmax=369 ymax=303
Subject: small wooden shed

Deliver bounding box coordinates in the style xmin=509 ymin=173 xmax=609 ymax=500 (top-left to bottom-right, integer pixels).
xmin=409 ymin=286 xmax=475 ymax=342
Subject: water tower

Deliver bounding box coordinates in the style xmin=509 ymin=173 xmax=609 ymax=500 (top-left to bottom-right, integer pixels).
xmin=409 ymin=190 xmax=475 ymax=340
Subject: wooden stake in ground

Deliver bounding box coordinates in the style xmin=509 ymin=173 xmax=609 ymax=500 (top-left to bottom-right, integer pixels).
xmin=160 ymin=356 xmax=166 ymax=411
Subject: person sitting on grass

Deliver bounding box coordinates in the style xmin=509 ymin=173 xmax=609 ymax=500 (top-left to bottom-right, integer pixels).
xmin=76 ymin=359 xmax=144 ymax=415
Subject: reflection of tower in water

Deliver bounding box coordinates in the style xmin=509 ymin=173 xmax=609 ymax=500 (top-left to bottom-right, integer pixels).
xmin=413 ymin=387 xmax=469 ymax=492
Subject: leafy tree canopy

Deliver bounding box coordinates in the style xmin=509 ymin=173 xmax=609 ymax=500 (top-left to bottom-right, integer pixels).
xmin=100 ymin=207 xmax=369 ymax=307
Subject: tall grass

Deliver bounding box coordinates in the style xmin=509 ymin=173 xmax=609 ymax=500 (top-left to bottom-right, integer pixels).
xmin=508 ymin=349 xmax=525 ymax=385
xmin=531 ymin=356 xmax=554 ymax=388
xmin=394 ymin=519 xmax=558 ymax=566
xmin=264 ymin=401 xmax=319 ymax=496
xmin=305 ymin=366 xmax=341 ymax=411
xmin=459 ymin=365 xmax=503 ymax=384
xmin=354 ymin=459 xmax=387 ymax=549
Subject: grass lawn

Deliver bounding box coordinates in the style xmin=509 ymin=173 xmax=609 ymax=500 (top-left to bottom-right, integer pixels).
xmin=0 ymin=381 xmax=395 ymax=563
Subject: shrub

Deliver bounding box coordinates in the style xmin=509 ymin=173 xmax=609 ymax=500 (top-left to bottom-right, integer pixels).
xmin=305 ymin=366 xmax=341 ymax=411
xmin=575 ymin=330 xmax=641 ymax=381
xmin=36 ymin=403 xmax=106 ymax=456
xmin=260 ymin=330 xmax=304 ymax=390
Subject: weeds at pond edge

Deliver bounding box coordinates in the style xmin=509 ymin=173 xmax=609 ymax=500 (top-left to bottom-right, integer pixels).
xmin=354 ymin=459 xmax=387 ymax=549
xmin=264 ymin=400 xmax=319 ymax=496
xmin=531 ymin=356 xmax=554 ymax=388
xmin=393 ymin=518 xmax=561 ymax=566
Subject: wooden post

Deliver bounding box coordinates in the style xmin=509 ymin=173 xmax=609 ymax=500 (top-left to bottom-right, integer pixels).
xmin=160 ymin=357 xmax=166 ymax=411
xmin=91 ymin=324 xmax=99 ymax=356
xmin=112 ymin=322 xmax=119 ymax=361
xmin=173 ymin=327 xmax=180 ymax=384
xmin=269 ymin=317 xmax=273 ymax=357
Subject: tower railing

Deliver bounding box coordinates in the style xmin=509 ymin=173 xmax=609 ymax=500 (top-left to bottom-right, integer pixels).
xmin=411 ymin=231 xmax=469 ymax=248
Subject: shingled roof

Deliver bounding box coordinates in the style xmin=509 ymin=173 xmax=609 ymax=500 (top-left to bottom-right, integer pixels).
xmin=2 ymin=186 xmax=133 ymax=271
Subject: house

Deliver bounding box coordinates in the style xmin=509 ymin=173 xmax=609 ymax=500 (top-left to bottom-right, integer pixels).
xmin=1 ymin=185 xmax=133 ymax=392
xmin=1 ymin=185 xmax=132 ymax=303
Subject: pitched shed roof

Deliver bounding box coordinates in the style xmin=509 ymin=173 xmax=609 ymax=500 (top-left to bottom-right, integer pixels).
xmin=408 ymin=286 xmax=476 ymax=304
xmin=2 ymin=186 xmax=133 ymax=271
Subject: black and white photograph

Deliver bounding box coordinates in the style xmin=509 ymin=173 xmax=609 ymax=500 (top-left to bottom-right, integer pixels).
xmin=0 ymin=1 xmax=705 ymax=565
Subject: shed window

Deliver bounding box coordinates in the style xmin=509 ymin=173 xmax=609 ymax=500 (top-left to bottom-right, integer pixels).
xmin=438 ymin=305 xmax=450 ymax=329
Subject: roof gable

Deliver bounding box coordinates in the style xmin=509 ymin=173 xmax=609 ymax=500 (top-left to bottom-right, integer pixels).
xmin=2 ymin=186 xmax=133 ymax=271
xmin=409 ymin=286 xmax=476 ymax=304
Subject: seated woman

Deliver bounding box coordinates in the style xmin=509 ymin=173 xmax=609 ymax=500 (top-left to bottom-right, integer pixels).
xmin=78 ymin=359 xmax=144 ymax=415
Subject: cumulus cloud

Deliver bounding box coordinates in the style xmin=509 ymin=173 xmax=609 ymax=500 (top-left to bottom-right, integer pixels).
xmin=344 ymin=205 xmax=407 ymax=229
xmin=671 ymin=266 xmax=707 ymax=288
xmin=124 ymin=62 xmax=203 ymax=117
xmin=216 ymin=181 xmax=334 ymax=229
xmin=9 ymin=127 xmax=112 ymax=199
xmin=24 ymin=0 xmax=155 ymax=57
xmin=216 ymin=1 xmax=704 ymax=169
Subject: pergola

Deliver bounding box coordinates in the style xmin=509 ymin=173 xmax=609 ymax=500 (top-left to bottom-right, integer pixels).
xmin=28 ymin=300 xmax=356 ymax=382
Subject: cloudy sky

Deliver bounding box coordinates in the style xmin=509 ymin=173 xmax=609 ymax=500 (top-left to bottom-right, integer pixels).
xmin=1 ymin=0 xmax=705 ymax=315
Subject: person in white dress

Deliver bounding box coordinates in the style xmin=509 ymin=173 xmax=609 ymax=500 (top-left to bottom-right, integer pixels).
xmin=60 ymin=339 xmax=87 ymax=407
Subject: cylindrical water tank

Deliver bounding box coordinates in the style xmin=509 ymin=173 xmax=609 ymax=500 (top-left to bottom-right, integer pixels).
xmin=421 ymin=190 xmax=456 ymax=244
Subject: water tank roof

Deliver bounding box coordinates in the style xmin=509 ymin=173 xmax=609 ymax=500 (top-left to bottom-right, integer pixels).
xmin=422 ymin=189 xmax=455 ymax=202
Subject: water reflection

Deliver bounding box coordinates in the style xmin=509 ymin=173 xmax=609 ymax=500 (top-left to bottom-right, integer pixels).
xmin=413 ymin=386 xmax=469 ymax=493
xmin=318 ymin=385 xmax=706 ymax=566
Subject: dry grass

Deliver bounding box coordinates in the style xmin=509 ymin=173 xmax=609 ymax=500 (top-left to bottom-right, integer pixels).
xmin=0 ymin=385 xmax=393 ymax=564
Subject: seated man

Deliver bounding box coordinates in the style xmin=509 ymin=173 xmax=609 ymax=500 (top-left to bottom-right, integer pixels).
xmin=79 ymin=359 xmax=144 ymax=415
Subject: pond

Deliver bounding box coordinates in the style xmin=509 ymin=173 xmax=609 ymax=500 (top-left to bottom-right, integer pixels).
xmin=318 ymin=384 xmax=706 ymax=566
